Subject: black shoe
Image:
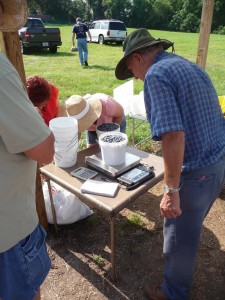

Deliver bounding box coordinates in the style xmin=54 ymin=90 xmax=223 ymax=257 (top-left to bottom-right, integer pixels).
xmin=84 ymin=61 xmax=88 ymax=66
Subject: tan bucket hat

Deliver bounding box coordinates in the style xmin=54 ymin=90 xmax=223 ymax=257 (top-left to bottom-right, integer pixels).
xmin=115 ymin=28 xmax=174 ymax=80
xmin=0 ymin=0 xmax=28 ymax=32
xmin=61 ymin=95 xmax=102 ymax=133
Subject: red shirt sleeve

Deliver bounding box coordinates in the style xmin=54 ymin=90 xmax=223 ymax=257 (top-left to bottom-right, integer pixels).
xmin=41 ymin=84 xmax=59 ymax=126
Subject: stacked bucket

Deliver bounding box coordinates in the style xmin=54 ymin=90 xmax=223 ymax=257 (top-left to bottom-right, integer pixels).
xmin=49 ymin=117 xmax=78 ymax=168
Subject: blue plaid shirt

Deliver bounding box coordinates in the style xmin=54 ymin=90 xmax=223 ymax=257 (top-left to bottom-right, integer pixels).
xmin=144 ymin=51 xmax=225 ymax=171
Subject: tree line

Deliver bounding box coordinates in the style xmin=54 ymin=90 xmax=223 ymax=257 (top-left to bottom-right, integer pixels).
xmin=27 ymin=0 xmax=225 ymax=34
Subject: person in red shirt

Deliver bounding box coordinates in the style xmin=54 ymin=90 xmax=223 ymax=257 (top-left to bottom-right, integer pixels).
xmin=26 ymin=75 xmax=61 ymax=126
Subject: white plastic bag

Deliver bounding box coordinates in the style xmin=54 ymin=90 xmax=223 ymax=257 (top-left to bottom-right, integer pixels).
xmin=42 ymin=181 xmax=93 ymax=225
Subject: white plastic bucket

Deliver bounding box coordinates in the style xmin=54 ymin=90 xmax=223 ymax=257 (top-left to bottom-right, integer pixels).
xmin=99 ymin=132 xmax=128 ymax=165
xmin=54 ymin=151 xmax=77 ymax=168
xmin=54 ymin=135 xmax=78 ymax=152
xmin=53 ymin=130 xmax=77 ymax=140
xmin=49 ymin=117 xmax=78 ymax=133
xmin=50 ymin=117 xmax=79 ymax=168
xmin=96 ymin=122 xmax=120 ymax=139
xmin=55 ymin=144 xmax=78 ymax=153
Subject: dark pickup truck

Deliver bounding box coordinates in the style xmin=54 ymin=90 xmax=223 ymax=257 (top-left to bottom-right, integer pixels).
xmin=19 ymin=17 xmax=62 ymax=54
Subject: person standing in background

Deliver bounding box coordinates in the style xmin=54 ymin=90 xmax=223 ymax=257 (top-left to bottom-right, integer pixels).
xmin=72 ymin=17 xmax=92 ymax=66
xmin=26 ymin=75 xmax=61 ymax=126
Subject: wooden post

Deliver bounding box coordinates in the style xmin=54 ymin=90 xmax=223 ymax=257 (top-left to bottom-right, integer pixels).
xmin=2 ymin=32 xmax=26 ymax=83
xmin=0 ymin=32 xmax=6 ymax=54
xmin=196 ymin=0 xmax=215 ymax=69
xmin=0 ymin=31 xmax=48 ymax=230
xmin=36 ymin=166 xmax=49 ymax=230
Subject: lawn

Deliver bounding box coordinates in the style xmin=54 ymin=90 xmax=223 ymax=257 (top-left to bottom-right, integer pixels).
xmin=22 ymin=26 xmax=225 ymax=150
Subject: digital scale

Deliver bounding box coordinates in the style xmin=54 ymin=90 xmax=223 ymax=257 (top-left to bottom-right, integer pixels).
xmin=84 ymin=151 xmax=155 ymax=190
xmin=85 ymin=152 xmax=141 ymax=178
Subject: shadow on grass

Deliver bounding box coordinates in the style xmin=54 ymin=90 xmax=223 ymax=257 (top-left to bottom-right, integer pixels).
xmin=87 ymin=64 xmax=116 ymax=71
xmin=22 ymin=49 xmax=75 ymax=57
xmin=91 ymin=42 xmax=123 ymax=48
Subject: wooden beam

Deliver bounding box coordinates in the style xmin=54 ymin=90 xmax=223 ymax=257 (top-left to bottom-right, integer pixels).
xmin=0 ymin=31 xmax=48 ymax=230
xmin=35 ymin=166 xmax=49 ymax=231
xmin=0 ymin=32 xmax=6 ymax=55
xmin=196 ymin=0 xmax=215 ymax=69
xmin=2 ymin=32 xmax=26 ymax=83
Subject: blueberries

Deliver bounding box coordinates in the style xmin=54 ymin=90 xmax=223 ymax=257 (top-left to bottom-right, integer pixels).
xmin=101 ymin=134 xmax=125 ymax=143
xmin=97 ymin=122 xmax=119 ymax=132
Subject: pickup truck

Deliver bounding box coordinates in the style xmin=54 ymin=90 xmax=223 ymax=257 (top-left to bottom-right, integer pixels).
xmin=19 ymin=17 xmax=62 ymax=54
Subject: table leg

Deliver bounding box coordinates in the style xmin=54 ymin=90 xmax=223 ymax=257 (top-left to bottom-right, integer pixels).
xmin=36 ymin=167 xmax=48 ymax=230
xmin=132 ymin=117 xmax=135 ymax=146
xmin=46 ymin=179 xmax=58 ymax=233
xmin=110 ymin=216 xmax=116 ymax=281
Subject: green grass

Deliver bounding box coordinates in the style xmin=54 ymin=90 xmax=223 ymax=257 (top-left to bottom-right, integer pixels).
xmin=118 ymin=213 xmax=143 ymax=231
xmin=22 ymin=26 xmax=225 ymax=150
xmin=92 ymin=254 xmax=105 ymax=265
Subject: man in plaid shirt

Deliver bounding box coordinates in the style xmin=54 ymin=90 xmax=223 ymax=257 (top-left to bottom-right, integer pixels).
xmin=116 ymin=28 xmax=225 ymax=300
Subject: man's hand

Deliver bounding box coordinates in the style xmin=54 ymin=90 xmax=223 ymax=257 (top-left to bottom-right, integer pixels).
xmin=160 ymin=192 xmax=182 ymax=218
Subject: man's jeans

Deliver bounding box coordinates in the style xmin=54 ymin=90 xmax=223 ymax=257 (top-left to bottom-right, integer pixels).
xmin=77 ymin=38 xmax=88 ymax=65
xmin=161 ymin=155 xmax=225 ymax=300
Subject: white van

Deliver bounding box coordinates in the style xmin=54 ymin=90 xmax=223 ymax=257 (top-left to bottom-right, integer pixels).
xmin=88 ymin=19 xmax=127 ymax=45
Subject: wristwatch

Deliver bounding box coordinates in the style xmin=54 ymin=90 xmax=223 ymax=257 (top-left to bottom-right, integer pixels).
xmin=164 ymin=185 xmax=180 ymax=193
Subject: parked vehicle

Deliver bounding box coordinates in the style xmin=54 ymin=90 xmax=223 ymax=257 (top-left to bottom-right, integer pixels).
xmin=88 ymin=19 xmax=127 ymax=45
xmin=19 ymin=18 xmax=62 ymax=54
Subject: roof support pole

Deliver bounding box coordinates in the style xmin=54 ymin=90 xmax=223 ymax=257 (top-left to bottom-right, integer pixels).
xmin=196 ymin=0 xmax=215 ymax=69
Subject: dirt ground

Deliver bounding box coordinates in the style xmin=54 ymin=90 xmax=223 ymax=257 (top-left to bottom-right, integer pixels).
xmin=41 ymin=176 xmax=225 ymax=300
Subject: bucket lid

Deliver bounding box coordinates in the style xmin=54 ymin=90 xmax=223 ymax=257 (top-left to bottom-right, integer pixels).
xmin=49 ymin=117 xmax=78 ymax=129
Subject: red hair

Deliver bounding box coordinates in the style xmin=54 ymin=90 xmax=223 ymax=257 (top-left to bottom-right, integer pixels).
xmin=26 ymin=75 xmax=51 ymax=106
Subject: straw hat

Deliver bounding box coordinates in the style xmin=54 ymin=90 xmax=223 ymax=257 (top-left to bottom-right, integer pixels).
xmin=61 ymin=95 xmax=102 ymax=133
xmin=115 ymin=28 xmax=174 ymax=80
xmin=0 ymin=0 xmax=28 ymax=32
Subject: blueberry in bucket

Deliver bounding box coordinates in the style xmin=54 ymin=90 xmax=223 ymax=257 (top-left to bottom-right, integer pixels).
xmin=97 ymin=122 xmax=119 ymax=132
xmin=101 ymin=134 xmax=126 ymax=143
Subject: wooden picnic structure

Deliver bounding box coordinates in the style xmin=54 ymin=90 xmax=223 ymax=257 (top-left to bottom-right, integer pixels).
xmin=0 ymin=0 xmax=215 ymax=229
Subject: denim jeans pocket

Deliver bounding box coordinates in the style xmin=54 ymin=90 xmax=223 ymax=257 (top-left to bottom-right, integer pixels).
xmin=20 ymin=225 xmax=51 ymax=285
xmin=180 ymin=174 xmax=215 ymax=211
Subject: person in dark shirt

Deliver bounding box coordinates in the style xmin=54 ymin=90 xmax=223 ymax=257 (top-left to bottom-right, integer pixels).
xmin=72 ymin=17 xmax=92 ymax=66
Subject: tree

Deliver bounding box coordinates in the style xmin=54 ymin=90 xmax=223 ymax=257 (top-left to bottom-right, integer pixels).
xmin=26 ymin=0 xmax=225 ymax=33
xmin=91 ymin=0 xmax=105 ymax=20
xmin=212 ymin=0 xmax=225 ymax=31
xmin=151 ymin=0 xmax=173 ymax=30
xmin=27 ymin=0 xmax=48 ymax=14
xmin=69 ymin=0 xmax=86 ymax=23
xmin=169 ymin=0 xmax=201 ymax=32
xmin=27 ymin=0 xmax=86 ymax=22
xmin=102 ymin=0 xmax=132 ymax=22
xmin=128 ymin=0 xmax=153 ymax=28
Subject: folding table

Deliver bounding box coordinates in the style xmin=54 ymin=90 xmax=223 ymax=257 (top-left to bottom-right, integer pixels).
xmin=40 ymin=146 xmax=164 ymax=280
